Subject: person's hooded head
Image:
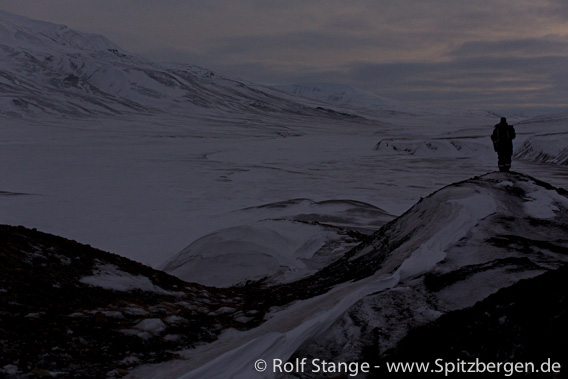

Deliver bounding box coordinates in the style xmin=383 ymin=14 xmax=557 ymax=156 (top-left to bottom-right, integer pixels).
xmin=500 ymin=117 xmax=507 ymax=125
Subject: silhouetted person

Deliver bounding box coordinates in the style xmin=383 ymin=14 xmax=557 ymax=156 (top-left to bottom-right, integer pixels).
xmin=491 ymin=117 xmax=516 ymax=172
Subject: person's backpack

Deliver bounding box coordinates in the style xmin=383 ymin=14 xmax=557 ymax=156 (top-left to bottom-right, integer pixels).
xmin=491 ymin=128 xmax=500 ymax=152
xmin=491 ymin=124 xmax=514 ymax=152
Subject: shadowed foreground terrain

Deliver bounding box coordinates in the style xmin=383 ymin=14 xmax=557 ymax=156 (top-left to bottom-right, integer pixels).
xmin=1 ymin=172 xmax=567 ymax=378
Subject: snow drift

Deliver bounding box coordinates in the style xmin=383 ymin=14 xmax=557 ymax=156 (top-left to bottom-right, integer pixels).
xmin=161 ymin=199 xmax=394 ymax=287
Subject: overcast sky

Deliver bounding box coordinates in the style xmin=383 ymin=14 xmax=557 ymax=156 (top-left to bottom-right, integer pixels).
xmin=2 ymin=0 xmax=567 ymax=114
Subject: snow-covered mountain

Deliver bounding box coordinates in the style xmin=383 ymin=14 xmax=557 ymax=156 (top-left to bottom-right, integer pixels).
xmin=2 ymin=172 xmax=567 ymax=378
xmin=0 ymin=9 xmax=503 ymax=124
xmin=0 ymin=10 xmax=349 ymax=119
xmin=272 ymin=82 xmax=511 ymax=121
xmin=272 ymin=83 xmax=409 ymax=112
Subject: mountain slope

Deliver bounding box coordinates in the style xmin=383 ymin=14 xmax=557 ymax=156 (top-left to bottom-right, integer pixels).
xmin=0 ymin=10 xmax=349 ymax=119
xmin=514 ymin=131 xmax=568 ymax=166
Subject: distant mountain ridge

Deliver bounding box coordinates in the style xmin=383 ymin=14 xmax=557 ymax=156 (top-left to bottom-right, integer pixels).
xmin=273 ymin=83 xmax=403 ymax=109
xmin=272 ymin=82 xmax=534 ymax=124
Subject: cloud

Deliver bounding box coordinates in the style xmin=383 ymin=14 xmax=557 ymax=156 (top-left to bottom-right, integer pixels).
xmin=341 ymin=54 xmax=568 ymax=111
xmin=448 ymin=35 xmax=568 ymax=58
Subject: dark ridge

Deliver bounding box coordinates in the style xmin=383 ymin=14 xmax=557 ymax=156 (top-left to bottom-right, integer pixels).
xmin=423 ymin=256 xmax=540 ymax=292
xmin=0 ymin=225 xmax=265 ymax=378
xmin=315 ymin=106 xmax=367 ymax=120
xmin=368 ymin=264 xmax=568 ymax=378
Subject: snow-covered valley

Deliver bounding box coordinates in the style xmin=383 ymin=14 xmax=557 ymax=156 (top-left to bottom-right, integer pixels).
xmin=3 ymin=103 xmax=567 ymax=271
xmin=1 ymin=10 xmax=567 ymax=379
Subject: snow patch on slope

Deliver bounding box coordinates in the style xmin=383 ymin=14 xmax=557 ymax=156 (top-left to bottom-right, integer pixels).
xmin=162 ymin=220 xmax=361 ymax=287
xmin=522 ymin=183 xmax=568 ymax=219
xmin=514 ymin=134 xmax=568 ymax=166
xmin=162 ymin=225 xmax=302 ymax=287
xmin=80 ymin=264 xmax=184 ymax=296
xmin=179 ymin=274 xmax=401 ymax=379
xmin=398 ymin=192 xmax=497 ymax=280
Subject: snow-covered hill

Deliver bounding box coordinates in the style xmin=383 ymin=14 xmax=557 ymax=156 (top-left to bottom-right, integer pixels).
xmin=161 ymin=199 xmax=394 ymax=287
xmin=277 ymin=172 xmax=568 ymax=378
xmin=130 ymin=172 xmax=568 ymax=378
xmin=272 ymin=82 xmax=510 ymax=121
xmin=0 ymin=10 xmax=120 ymax=52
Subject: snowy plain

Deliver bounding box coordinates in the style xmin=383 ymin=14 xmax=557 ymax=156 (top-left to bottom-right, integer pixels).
xmin=2 ymin=108 xmax=567 ymax=270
